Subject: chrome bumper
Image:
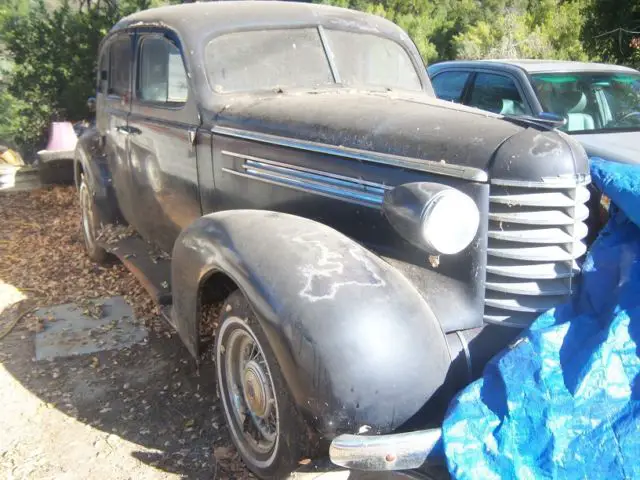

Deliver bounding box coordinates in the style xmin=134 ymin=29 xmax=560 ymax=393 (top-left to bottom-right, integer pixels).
xmin=329 ymin=428 xmax=444 ymax=471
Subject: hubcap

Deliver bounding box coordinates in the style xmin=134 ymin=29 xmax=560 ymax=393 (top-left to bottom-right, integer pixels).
xmin=80 ymin=180 xmax=96 ymax=250
xmin=243 ymin=360 xmax=272 ymax=418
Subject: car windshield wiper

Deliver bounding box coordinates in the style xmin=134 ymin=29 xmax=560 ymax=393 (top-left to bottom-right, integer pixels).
xmin=502 ymin=113 xmax=567 ymax=130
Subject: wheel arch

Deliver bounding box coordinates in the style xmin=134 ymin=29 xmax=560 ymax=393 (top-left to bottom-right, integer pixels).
xmin=171 ymin=210 xmax=452 ymax=438
xmin=74 ymin=126 xmax=123 ymax=225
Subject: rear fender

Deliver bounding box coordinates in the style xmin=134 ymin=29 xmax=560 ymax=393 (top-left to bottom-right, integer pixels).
xmin=74 ymin=126 xmax=121 ymax=224
xmin=171 ymin=210 xmax=452 ymax=437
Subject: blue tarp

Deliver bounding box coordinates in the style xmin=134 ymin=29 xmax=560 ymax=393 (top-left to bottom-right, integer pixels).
xmin=443 ymin=157 xmax=640 ymax=480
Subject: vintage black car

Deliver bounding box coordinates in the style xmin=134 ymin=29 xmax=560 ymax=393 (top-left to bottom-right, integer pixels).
xmin=75 ymin=2 xmax=591 ymax=478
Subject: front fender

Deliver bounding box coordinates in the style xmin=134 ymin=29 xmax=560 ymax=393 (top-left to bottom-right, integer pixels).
xmin=171 ymin=210 xmax=451 ymax=437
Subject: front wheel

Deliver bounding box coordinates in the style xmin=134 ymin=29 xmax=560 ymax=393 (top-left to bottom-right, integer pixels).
xmin=215 ymin=290 xmax=311 ymax=479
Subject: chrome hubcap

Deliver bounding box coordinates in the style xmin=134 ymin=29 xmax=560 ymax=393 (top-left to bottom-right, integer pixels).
xmin=80 ymin=180 xmax=95 ymax=250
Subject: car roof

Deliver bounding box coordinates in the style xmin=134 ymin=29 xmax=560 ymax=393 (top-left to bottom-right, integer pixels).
xmin=428 ymin=59 xmax=639 ymax=75
xmin=110 ymin=1 xmax=409 ymax=47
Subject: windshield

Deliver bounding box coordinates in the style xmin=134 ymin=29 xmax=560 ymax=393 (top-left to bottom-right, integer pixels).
xmin=531 ymin=71 xmax=640 ymax=133
xmin=204 ymin=27 xmax=422 ymax=94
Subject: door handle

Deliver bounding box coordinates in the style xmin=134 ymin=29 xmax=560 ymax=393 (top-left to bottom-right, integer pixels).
xmin=188 ymin=128 xmax=197 ymax=152
xmin=115 ymin=126 xmax=141 ymax=135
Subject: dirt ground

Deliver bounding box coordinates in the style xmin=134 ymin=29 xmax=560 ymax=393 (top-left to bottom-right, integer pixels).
xmin=0 ymin=185 xmax=430 ymax=480
xmin=0 ymin=186 xmax=253 ymax=479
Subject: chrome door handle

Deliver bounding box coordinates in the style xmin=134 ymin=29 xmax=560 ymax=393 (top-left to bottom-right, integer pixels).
xmin=188 ymin=128 xmax=197 ymax=152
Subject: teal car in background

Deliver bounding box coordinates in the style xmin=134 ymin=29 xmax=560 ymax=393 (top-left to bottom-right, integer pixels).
xmin=427 ymin=60 xmax=640 ymax=165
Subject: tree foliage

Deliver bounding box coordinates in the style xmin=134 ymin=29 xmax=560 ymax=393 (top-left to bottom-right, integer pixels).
xmin=317 ymin=0 xmax=589 ymax=63
xmin=582 ymin=0 xmax=640 ymax=68
xmin=0 ymin=0 xmax=178 ymax=156
xmin=453 ymin=0 xmax=588 ymax=61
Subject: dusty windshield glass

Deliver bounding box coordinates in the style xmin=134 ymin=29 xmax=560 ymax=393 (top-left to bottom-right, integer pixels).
xmin=205 ymin=27 xmax=422 ymax=93
xmin=531 ymin=72 xmax=640 ymax=133
xmin=205 ymin=28 xmax=334 ymax=93
xmin=323 ymin=29 xmax=422 ymax=91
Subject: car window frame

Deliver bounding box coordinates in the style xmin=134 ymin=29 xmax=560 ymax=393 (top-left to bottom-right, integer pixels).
xmin=201 ymin=25 xmax=428 ymax=96
xmin=133 ymin=31 xmax=190 ymax=110
xmin=464 ymin=69 xmax=532 ymax=116
xmin=97 ymin=48 xmax=109 ymax=94
xmin=430 ymin=69 xmax=474 ymax=103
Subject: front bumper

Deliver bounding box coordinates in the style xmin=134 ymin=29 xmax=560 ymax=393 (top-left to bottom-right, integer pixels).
xmin=329 ymin=428 xmax=444 ymax=472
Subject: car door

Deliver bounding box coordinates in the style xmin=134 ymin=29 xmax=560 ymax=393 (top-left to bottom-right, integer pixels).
xmin=127 ymin=30 xmax=202 ymax=253
xmin=96 ymin=32 xmax=137 ymax=225
xmin=464 ymin=71 xmax=531 ymax=116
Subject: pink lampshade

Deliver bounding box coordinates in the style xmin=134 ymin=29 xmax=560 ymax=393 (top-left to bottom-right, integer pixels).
xmin=45 ymin=121 xmax=78 ymax=151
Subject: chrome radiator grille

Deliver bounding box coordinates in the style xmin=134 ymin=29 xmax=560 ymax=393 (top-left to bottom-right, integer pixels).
xmin=484 ymin=178 xmax=591 ymax=327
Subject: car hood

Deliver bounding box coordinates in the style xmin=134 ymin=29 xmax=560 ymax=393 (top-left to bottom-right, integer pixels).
xmin=213 ymin=89 xmax=526 ymax=171
xmin=211 ymin=89 xmax=588 ymax=181
xmin=573 ymin=131 xmax=640 ymax=165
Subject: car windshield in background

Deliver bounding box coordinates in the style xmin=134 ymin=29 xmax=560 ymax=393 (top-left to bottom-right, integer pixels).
xmin=531 ymin=71 xmax=640 ymax=133
xmin=204 ymin=28 xmax=422 ymax=93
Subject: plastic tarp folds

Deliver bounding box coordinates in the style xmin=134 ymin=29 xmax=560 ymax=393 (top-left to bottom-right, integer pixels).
xmin=443 ymin=157 xmax=640 ymax=480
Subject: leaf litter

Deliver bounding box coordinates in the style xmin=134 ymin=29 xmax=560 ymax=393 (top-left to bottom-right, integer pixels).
xmin=0 ymin=185 xmax=256 ymax=478
xmin=0 ymin=186 xmax=162 ymax=333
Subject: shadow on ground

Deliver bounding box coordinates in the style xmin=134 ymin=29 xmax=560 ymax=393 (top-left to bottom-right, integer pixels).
xmin=1 ymin=317 xmax=442 ymax=479
xmin=0 ymin=315 xmax=244 ymax=479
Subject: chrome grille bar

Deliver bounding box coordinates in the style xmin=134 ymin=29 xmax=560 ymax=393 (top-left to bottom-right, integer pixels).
xmin=485 ymin=181 xmax=590 ymax=328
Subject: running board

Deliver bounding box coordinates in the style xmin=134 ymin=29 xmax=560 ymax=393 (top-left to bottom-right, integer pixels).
xmin=100 ymin=236 xmax=172 ymax=305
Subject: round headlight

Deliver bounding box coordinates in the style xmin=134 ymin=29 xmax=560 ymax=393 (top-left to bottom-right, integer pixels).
xmin=421 ymin=190 xmax=480 ymax=255
xmin=383 ymin=182 xmax=480 ymax=255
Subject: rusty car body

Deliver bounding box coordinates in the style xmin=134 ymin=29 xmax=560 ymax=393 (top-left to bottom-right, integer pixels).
xmin=75 ymin=2 xmax=591 ymax=478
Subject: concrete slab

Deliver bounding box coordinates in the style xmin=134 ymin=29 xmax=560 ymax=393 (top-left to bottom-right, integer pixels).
xmin=34 ymin=296 xmax=147 ymax=361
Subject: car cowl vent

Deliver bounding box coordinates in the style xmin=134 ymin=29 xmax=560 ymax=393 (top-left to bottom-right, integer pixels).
xmin=484 ymin=177 xmax=591 ymax=328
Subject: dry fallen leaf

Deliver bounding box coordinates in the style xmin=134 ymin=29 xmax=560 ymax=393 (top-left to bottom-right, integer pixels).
xmin=0 ymin=186 xmax=163 ymax=330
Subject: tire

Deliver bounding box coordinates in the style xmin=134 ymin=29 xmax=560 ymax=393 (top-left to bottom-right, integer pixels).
xmin=215 ymin=290 xmax=312 ymax=479
xmin=79 ymin=173 xmax=108 ymax=264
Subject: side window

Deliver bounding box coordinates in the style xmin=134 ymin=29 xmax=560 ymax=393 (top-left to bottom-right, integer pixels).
xmin=469 ymin=73 xmax=527 ymax=116
xmin=431 ymin=71 xmax=470 ymax=102
xmin=137 ymin=36 xmax=188 ymax=104
xmin=108 ymin=36 xmax=132 ymax=97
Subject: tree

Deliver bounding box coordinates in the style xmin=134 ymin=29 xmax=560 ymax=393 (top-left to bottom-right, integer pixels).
xmin=583 ymin=0 xmax=640 ymax=68
xmin=313 ymin=0 xmax=589 ymax=64
xmin=453 ymin=0 xmax=589 ymax=61
xmin=0 ymin=0 xmax=179 ymax=156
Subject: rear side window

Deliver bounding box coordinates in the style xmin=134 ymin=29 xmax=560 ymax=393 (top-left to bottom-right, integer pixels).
xmin=205 ymin=28 xmax=333 ymax=93
xmin=137 ymin=37 xmax=189 ymax=104
xmin=468 ymin=73 xmax=527 ymax=115
xmin=431 ymin=71 xmax=470 ymax=102
xmin=108 ymin=36 xmax=132 ymax=97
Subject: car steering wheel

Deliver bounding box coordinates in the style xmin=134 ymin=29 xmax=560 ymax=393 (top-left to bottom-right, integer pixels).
xmin=614 ymin=111 xmax=640 ymax=126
